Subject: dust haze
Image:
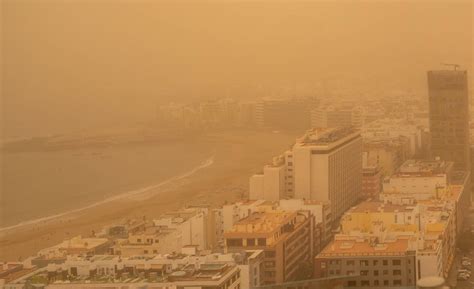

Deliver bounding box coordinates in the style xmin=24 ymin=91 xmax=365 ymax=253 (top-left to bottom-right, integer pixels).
xmin=2 ymin=0 xmax=472 ymax=138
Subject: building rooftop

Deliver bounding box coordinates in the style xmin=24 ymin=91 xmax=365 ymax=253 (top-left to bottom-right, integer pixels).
xmin=54 ymin=236 xmax=109 ymax=251
xmin=21 ymin=262 xmax=239 ymax=286
xmin=346 ymin=201 xmax=415 ymax=214
xmin=318 ymin=236 xmax=412 ymax=257
xmin=398 ymin=159 xmax=453 ymax=175
xmin=297 ymin=127 xmax=359 ymax=146
xmin=226 ymin=211 xmax=297 ymax=235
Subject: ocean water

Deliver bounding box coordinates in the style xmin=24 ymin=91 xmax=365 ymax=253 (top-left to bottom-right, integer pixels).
xmin=0 ymin=143 xmax=213 ymax=228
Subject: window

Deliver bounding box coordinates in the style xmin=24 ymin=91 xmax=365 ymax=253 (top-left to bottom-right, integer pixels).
xmin=384 ymin=280 xmax=389 ymax=286
xmin=374 ymin=280 xmax=379 ymax=286
xmin=247 ymin=239 xmax=256 ymax=246
xmin=361 ymin=280 xmax=370 ymax=287
xmin=258 ymin=238 xmax=267 ymax=246
xmin=383 ymin=270 xmax=388 ymax=275
xmin=347 ymin=281 xmax=357 ymax=287
xmin=264 ymin=271 xmax=275 ymax=278
xmin=418 ymin=260 xmax=421 ymax=279
xmin=374 ymin=270 xmax=379 ymax=276
xmin=383 ymin=260 xmax=388 ymax=266
xmin=346 ymin=260 xmax=355 ymax=266
xmin=227 ymin=239 xmax=243 ymax=247
xmin=393 ymin=270 xmax=402 ymax=276
xmin=265 ymin=261 xmax=275 ymax=268
xmin=393 ymin=280 xmax=402 ymax=286
xmin=265 ymin=251 xmax=276 ymax=258
xmin=373 ymin=260 xmax=378 ymax=266
xmin=347 ymin=271 xmax=355 ymax=276
xmin=360 ymin=270 xmax=369 ymax=276
xmin=392 ymin=260 xmax=401 ymax=266
xmin=360 ymin=260 xmax=369 ymax=266
xmin=144 ymin=250 xmax=148 ymax=254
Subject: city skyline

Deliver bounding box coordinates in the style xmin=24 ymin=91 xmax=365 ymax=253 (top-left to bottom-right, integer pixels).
xmin=1 ymin=1 xmax=473 ymax=289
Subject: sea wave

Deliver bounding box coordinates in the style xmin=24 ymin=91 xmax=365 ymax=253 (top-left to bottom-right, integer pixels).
xmin=0 ymin=155 xmax=214 ymax=233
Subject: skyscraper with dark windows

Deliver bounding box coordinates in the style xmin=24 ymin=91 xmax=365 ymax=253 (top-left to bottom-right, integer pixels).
xmin=428 ymin=69 xmax=470 ymax=171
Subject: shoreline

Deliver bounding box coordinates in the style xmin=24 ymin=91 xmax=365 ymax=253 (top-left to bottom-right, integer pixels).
xmin=0 ymin=130 xmax=298 ymax=261
xmin=0 ymin=155 xmax=215 ymax=234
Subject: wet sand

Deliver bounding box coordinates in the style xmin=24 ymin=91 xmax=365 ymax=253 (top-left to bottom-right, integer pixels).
xmin=0 ymin=130 xmax=298 ymax=261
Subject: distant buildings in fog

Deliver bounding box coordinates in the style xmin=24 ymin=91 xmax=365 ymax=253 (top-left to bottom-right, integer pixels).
xmin=155 ymin=91 xmax=429 ymax=134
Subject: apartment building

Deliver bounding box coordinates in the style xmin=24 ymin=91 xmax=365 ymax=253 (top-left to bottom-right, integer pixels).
xmin=153 ymin=206 xmax=213 ymax=250
xmin=111 ymin=207 xmax=214 ymax=256
xmin=224 ymin=210 xmax=312 ymax=285
xmin=217 ymin=200 xmax=331 ymax=255
xmin=249 ymin=127 xmax=362 ymax=219
xmin=361 ymin=165 xmax=382 ymax=199
xmin=37 ymin=236 xmax=111 ymax=259
xmin=314 ymin=234 xmax=417 ymax=288
xmin=341 ymin=200 xmax=456 ymax=278
xmin=362 ymin=136 xmax=411 ymax=177
xmin=278 ymin=199 xmax=332 ymax=246
xmin=292 ymin=127 xmax=362 ymax=219
xmin=428 ymin=70 xmax=470 ymax=170
xmin=381 ymin=160 xmax=453 ymax=201
xmin=5 ymin=249 xmax=265 ymax=289
xmin=43 ymin=260 xmax=241 ymax=289
xmin=249 ymin=156 xmax=286 ymax=201
xmin=362 ymin=118 xmax=424 ymax=158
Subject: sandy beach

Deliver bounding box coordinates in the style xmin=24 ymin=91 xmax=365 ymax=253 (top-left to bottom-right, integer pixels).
xmin=0 ymin=130 xmax=298 ymax=261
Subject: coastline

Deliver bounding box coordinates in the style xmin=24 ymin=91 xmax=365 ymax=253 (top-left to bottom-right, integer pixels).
xmin=0 ymin=130 xmax=298 ymax=261
xmin=0 ymin=155 xmax=215 ymax=234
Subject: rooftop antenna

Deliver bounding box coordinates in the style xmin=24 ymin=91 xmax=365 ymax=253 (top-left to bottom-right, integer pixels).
xmin=441 ymin=63 xmax=460 ymax=71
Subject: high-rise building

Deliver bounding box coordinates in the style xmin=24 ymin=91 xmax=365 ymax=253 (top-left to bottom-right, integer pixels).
xmin=428 ymin=69 xmax=470 ymax=170
xmin=248 ymin=127 xmax=362 ymax=220
xmin=292 ymin=127 xmax=363 ymax=219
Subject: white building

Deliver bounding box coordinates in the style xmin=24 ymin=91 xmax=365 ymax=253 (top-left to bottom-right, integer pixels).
xmin=221 ymin=200 xmax=267 ymax=233
xmin=381 ymin=160 xmax=453 ymax=201
xmin=153 ymin=207 xmax=211 ymax=250
xmin=292 ymin=127 xmax=362 ymax=219
xmin=249 ymin=156 xmax=286 ymax=201
xmin=8 ymin=249 xmax=264 ymax=289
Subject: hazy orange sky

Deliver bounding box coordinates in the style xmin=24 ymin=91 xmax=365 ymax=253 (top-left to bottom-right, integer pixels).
xmin=2 ymin=0 xmax=473 ymax=138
